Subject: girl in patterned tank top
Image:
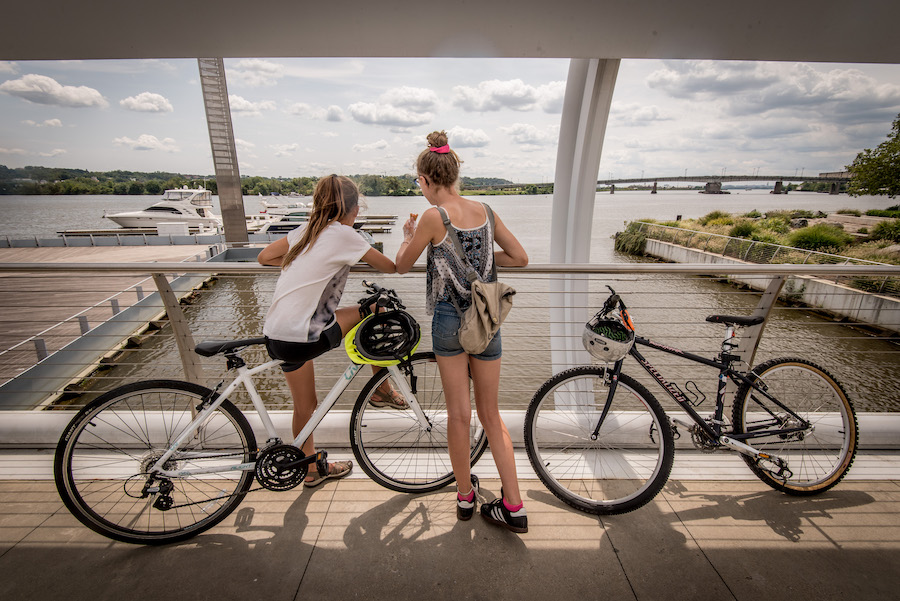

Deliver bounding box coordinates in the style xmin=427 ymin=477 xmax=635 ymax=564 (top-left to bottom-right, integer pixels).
xmin=395 ymin=131 xmax=531 ymax=533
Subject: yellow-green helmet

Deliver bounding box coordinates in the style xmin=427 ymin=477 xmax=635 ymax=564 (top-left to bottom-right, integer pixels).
xmin=345 ymin=310 xmax=421 ymax=366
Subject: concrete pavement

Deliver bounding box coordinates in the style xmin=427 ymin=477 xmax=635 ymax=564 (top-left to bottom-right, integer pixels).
xmin=1 ymin=476 xmax=899 ymax=601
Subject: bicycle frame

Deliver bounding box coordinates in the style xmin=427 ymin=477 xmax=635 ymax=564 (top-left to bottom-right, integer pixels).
xmin=600 ymin=334 xmax=811 ymax=449
xmin=151 ymin=359 xmax=431 ymax=479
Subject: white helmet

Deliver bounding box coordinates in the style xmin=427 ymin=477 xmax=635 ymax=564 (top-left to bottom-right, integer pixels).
xmin=582 ymin=312 xmax=635 ymax=362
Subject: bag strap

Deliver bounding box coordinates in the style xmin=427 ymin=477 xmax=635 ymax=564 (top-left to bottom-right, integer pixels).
xmin=436 ymin=203 xmax=497 ymax=284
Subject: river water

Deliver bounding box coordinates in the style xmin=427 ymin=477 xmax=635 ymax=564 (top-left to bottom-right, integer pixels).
xmin=2 ymin=190 xmax=898 ymax=411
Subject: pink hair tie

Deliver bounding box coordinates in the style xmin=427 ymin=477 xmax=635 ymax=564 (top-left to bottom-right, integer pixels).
xmin=429 ymin=145 xmax=450 ymax=153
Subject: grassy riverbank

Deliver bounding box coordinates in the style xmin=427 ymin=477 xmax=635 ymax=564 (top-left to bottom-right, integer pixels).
xmin=619 ymin=207 xmax=900 ymax=266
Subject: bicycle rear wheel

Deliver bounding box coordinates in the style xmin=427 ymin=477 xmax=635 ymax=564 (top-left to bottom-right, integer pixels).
xmin=524 ymin=366 xmax=674 ymax=514
xmin=350 ymin=352 xmax=488 ymax=493
xmin=54 ymin=380 xmax=257 ymax=545
xmin=732 ymin=357 xmax=857 ymax=495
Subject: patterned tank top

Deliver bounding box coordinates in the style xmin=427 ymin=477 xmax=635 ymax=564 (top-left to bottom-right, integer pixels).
xmin=426 ymin=204 xmax=495 ymax=314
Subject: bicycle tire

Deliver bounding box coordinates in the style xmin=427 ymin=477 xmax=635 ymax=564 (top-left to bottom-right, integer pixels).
xmin=732 ymin=357 xmax=858 ymax=496
xmin=54 ymin=380 xmax=257 ymax=545
xmin=524 ymin=366 xmax=674 ymax=515
xmin=350 ymin=352 xmax=488 ymax=493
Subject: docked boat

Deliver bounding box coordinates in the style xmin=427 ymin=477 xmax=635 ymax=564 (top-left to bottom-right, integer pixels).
xmin=104 ymin=187 xmax=222 ymax=230
xmin=259 ymin=196 xmax=312 ymax=217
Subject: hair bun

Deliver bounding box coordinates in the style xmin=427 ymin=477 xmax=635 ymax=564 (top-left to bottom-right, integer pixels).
xmin=426 ymin=130 xmax=448 ymax=148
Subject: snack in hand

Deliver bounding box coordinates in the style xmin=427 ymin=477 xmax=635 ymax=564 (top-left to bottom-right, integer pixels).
xmin=410 ymin=213 xmax=418 ymax=221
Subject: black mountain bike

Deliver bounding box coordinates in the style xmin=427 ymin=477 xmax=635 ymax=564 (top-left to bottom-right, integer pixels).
xmin=524 ymin=287 xmax=858 ymax=515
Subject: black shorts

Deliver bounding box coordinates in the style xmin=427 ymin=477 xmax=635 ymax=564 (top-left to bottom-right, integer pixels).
xmin=265 ymin=321 xmax=343 ymax=372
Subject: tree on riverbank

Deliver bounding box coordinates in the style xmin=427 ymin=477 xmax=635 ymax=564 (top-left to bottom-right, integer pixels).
xmin=848 ymin=113 xmax=900 ymax=198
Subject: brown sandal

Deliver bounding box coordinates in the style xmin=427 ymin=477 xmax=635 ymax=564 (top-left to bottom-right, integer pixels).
xmin=304 ymin=458 xmax=352 ymax=488
xmin=368 ymin=387 xmax=409 ymax=410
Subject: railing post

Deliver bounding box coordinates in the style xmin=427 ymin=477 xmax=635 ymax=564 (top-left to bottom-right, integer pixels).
xmin=151 ymin=273 xmax=204 ymax=384
xmin=34 ymin=339 xmax=48 ymax=361
xmin=735 ymin=275 xmax=786 ymax=369
xmin=78 ymin=316 xmax=90 ymax=335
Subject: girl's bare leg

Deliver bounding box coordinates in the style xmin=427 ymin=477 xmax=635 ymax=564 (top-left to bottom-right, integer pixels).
xmin=435 ymin=353 xmax=475 ymax=493
xmin=469 ymin=357 xmax=522 ymax=506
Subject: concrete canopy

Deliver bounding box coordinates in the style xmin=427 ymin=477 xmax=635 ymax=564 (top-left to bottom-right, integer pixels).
xmin=2 ymin=0 xmax=899 ymax=64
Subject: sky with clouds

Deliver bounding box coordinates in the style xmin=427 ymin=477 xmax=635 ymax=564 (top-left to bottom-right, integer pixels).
xmin=1 ymin=57 xmax=899 ymax=183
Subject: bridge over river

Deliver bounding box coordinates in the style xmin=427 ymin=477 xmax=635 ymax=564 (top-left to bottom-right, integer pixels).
xmin=598 ymin=171 xmax=852 ymax=195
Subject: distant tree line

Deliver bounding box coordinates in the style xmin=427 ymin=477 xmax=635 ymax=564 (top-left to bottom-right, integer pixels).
xmin=0 ymin=166 xmax=518 ymax=197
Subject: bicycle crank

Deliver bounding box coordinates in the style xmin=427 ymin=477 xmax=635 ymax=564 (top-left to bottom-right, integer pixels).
xmin=255 ymin=444 xmax=320 ymax=491
xmin=718 ymin=436 xmax=793 ymax=480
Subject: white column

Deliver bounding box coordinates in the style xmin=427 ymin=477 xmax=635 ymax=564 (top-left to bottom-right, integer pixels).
xmin=550 ymin=58 xmax=620 ymax=374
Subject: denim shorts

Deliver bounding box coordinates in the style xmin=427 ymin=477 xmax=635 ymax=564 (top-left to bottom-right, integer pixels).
xmin=431 ymin=301 xmax=502 ymax=361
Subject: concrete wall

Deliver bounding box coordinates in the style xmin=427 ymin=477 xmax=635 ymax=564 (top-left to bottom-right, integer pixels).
xmin=645 ymin=239 xmax=900 ymax=334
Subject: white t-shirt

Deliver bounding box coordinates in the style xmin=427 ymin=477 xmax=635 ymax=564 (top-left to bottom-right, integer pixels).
xmin=263 ymin=222 xmax=371 ymax=343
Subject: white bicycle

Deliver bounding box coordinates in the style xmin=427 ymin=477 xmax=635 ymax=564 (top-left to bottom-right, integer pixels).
xmin=54 ymin=281 xmax=487 ymax=545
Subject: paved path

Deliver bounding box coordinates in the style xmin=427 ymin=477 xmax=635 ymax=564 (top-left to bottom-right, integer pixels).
xmin=1 ymin=476 xmax=898 ymax=601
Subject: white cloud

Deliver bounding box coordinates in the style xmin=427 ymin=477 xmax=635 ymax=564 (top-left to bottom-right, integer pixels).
xmin=38 ymin=148 xmax=67 ymax=157
xmin=447 ymin=126 xmax=491 ymax=148
xmin=349 ymin=102 xmax=432 ymax=129
xmin=453 ymin=79 xmax=540 ymax=112
xmin=23 ymin=118 xmax=63 ymax=127
xmin=535 ymin=81 xmax=566 ymax=113
xmin=230 ymin=59 xmax=286 ymax=87
xmin=287 ymin=102 xmax=345 ymax=122
xmin=235 ymin=138 xmax=256 ymax=150
xmin=0 ymin=74 xmax=108 ymax=108
xmin=273 ymin=143 xmax=300 ymax=157
xmin=228 ymin=95 xmax=276 ymax=116
xmin=120 ymin=92 xmax=174 ymax=113
xmin=611 ymin=103 xmax=672 ymax=126
xmin=353 ymin=139 xmax=390 ymax=152
xmin=0 ymin=147 xmax=28 ymax=155
xmin=113 ymin=134 xmax=179 ymax=152
xmin=0 ymin=61 xmax=17 ymax=75
xmin=380 ymin=86 xmax=439 ymax=113
xmin=647 ymin=61 xmax=900 ymax=126
xmin=500 ymin=123 xmax=558 ymax=147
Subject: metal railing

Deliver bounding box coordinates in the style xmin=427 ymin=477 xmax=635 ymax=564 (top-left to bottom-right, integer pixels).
xmin=633 ymin=221 xmax=899 ymax=296
xmin=0 ymin=261 xmax=898 ymax=418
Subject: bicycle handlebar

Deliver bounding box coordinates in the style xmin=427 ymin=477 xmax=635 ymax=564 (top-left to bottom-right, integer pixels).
xmin=359 ymin=280 xmax=406 ymax=315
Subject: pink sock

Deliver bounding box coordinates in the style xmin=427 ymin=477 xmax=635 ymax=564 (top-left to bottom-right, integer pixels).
xmin=503 ymin=498 xmax=523 ymax=512
xmin=458 ymin=489 xmax=475 ymax=502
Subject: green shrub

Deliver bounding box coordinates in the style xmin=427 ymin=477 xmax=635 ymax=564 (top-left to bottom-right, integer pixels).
xmin=790 ymin=210 xmax=815 ymax=219
xmin=728 ymin=220 xmax=756 ymax=238
xmin=858 ymin=227 xmax=868 ymax=234
xmin=743 ymin=209 xmax=762 ymax=218
xmin=787 ymin=224 xmax=854 ymax=252
xmin=706 ymin=217 xmax=735 ymax=227
xmin=870 ymin=219 xmax=900 ymax=243
xmin=698 ymin=210 xmax=731 ymax=225
xmin=750 ymin=232 xmax=782 ymax=245
xmin=837 ymin=208 xmax=862 ymax=216
xmin=865 ymin=209 xmax=900 ymax=218
xmin=758 ymin=216 xmax=791 ymax=234
xmin=614 ymin=227 xmax=647 ymax=255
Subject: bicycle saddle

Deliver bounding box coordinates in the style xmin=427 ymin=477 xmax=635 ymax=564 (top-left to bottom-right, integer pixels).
xmin=194 ymin=337 xmax=267 ymax=357
xmin=705 ymin=315 xmax=765 ymax=327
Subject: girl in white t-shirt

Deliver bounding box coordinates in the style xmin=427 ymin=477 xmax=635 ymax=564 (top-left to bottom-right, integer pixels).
xmin=258 ymin=175 xmax=398 ymax=487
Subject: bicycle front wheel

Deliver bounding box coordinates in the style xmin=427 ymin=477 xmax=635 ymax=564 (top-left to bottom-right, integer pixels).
xmin=732 ymin=357 xmax=858 ymax=495
xmin=350 ymin=352 xmax=488 ymax=493
xmin=54 ymin=380 xmax=257 ymax=545
xmin=524 ymin=366 xmax=674 ymax=515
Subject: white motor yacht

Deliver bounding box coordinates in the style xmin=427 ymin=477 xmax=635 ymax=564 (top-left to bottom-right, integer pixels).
xmin=104 ymin=187 xmax=222 ymax=230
